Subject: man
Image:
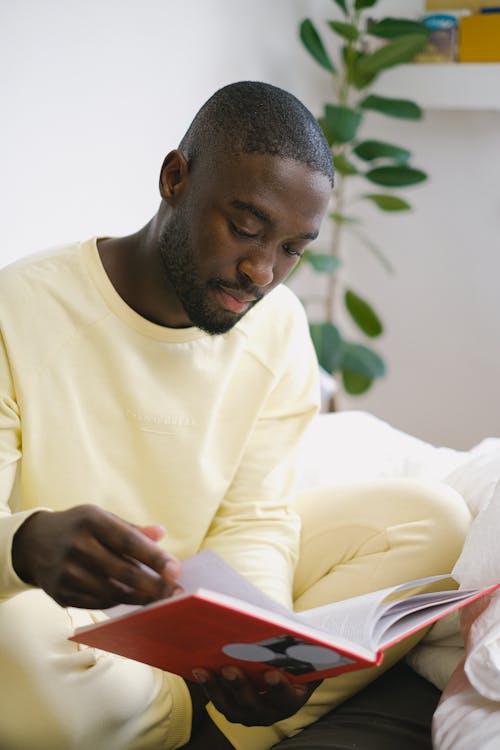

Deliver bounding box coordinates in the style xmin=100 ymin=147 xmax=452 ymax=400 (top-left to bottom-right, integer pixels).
xmin=0 ymin=81 xmax=469 ymax=750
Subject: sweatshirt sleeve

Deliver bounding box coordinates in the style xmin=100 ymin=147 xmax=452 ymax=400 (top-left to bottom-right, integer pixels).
xmin=201 ymin=298 xmax=320 ymax=609
xmin=0 ymin=329 xmax=41 ymax=599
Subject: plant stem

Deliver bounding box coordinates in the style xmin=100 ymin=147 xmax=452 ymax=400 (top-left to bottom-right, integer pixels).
xmin=327 ymin=178 xmax=345 ymax=323
xmin=327 ymin=25 xmax=354 ymax=324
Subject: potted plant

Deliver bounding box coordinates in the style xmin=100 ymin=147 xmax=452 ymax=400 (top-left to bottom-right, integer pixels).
xmin=296 ymin=0 xmax=430 ymax=399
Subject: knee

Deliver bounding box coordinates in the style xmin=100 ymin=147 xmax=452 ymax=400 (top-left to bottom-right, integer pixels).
xmin=406 ymin=479 xmax=470 ymax=539
xmin=391 ymin=479 xmax=471 ymax=572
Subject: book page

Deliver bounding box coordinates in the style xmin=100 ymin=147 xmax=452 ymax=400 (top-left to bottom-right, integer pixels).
xmin=372 ymin=587 xmax=479 ymax=647
xmin=297 ymin=575 xmax=452 ymax=648
xmin=298 ymin=589 xmax=387 ymax=647
xmin=178 ymin=550 xmax=301 ymax=621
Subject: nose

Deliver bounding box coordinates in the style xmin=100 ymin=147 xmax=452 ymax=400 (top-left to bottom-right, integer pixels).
xmin=237 ymin=246 xmax=275 ymax=289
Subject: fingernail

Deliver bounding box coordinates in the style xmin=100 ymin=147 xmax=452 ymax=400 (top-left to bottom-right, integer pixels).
xmin=264 ymin=671 xmax=281 ymax=686
xmin=192 ymin=669 xmax=208 ymax=683
xmin=221 ymin=665 xmax=239 ymax=681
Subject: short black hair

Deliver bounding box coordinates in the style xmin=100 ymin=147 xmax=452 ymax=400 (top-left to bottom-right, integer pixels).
xmin=179 ymin=81 xmax=334 ymax=186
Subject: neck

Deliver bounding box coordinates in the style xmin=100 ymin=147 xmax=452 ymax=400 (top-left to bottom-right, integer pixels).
xmin=97 ymin=214 xmax=191 ymax=328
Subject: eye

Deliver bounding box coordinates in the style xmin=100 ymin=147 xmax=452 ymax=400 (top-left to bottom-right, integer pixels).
xmin=230 ymin=222 xmax=259 ymax=239
xmin=283 ymin=245 xmax=303 ymax=258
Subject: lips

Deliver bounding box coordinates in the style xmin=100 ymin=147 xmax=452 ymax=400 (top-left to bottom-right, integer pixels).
xmin=216 ymin=285 xmax=257 ymax=314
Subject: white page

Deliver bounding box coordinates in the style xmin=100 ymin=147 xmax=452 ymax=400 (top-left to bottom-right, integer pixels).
xmin=178 ymin=550 xmax=301 ymax=621
xmin=299 ymin=588 xmax=395 ymax=647
xmin=298 ymin=575 xmax=452 ymax=649
xmin=107 ymin=550 xmax=301 ymax=622
xmin=372 ymin=587 xmax=477 ymax=645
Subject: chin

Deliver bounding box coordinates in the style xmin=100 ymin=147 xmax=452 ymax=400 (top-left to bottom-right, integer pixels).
xmin=183 ymin=291 xmax=260 ymax=335
xmin=195 ymin=315 xmax=242 ymax=336
xmin=189 ymin=304 xmax=252 ymax=335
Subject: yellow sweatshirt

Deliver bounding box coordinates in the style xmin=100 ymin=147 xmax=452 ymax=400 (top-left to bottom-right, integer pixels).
xmin=0 ymin=238 xmax=319 ymax=607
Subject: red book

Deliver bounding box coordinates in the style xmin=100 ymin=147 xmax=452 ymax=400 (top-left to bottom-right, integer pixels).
xmin=69 ymin=550 xmax=498 ymax=685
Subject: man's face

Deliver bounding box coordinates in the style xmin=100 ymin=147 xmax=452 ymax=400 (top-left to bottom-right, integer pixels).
xmin=159 ymin=151 xmax=331 ymax=334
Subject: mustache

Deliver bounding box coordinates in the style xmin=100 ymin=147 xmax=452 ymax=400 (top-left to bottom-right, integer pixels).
xmin=208 ymin=277 xmax=264 ymax=301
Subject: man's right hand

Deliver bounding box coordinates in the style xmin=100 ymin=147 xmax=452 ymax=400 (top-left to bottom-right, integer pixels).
xmin=11 ymin=504 xmax=181 ymax=610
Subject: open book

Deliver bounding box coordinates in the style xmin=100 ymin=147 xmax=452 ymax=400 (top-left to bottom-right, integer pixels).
xmin=70 ymin=550 xmax=499 ymax=684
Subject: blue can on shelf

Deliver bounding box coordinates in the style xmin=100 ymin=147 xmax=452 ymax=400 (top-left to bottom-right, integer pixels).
xmin=416 ymin=14 xmax=459 ymax=62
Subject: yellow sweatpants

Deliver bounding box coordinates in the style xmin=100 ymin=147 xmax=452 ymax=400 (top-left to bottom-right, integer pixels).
xmin=0 ymin=480 xmax=470 ymax=750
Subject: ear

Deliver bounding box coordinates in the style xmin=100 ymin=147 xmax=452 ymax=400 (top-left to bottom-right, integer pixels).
xmin=159 ymin=149 xmax=189 ymax=203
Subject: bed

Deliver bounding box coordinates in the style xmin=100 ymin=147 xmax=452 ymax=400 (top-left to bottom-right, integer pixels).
xmin=275 ymin=410 xmax=500 ymax=750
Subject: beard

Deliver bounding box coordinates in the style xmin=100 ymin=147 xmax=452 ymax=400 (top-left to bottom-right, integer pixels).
xmin=158 ymin=213 xmax=262 ymax=335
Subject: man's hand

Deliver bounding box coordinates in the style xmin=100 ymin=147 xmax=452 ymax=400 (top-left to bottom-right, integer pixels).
xmin=11 ymin=504 xmax=181 ymax=609
xmin=191 ymin=666 xmax=320 ymax=727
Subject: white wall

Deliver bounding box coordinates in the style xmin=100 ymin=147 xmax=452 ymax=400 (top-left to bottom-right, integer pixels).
xmin=2 ymin=0 xmax=499 ymax=449
xmin=1 ymin=0 xmax=321 ymax=257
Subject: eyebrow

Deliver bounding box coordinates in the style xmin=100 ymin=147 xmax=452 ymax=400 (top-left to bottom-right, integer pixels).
xmin=230 ymin=199 xmax=319 ymax=241
xmin=230 ymin=199 xmax=271 ymax=224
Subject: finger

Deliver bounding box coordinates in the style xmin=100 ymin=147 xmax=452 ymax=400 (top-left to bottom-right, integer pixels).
xmin=220 ymin=666 xmax=259 ymax=708
xmin=263 ymin=670 xmax=297 ymax=703
xmin=51 ymin=563 xmax=133 ymax=609
xmin=138 ymin=524 xmax=166 ymax=542
xmin=92 ymin=511 xmax=181 ymax=581
xmin=191 ymin=668 xmax=247 ymax=724
xmin=71 ymin=534 xmax=175 ymax=603
xmin=191 ymin=668 xmax=211 ymax=703
xmin=263 ymin=671 xmax=314 ymax=715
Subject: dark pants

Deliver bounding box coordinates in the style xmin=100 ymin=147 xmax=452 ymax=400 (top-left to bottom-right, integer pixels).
xmin=274 ymin=663 xmax=441 ymax=750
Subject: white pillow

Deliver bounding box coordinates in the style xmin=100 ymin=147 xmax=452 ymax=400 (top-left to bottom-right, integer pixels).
xmin=298 ymin=411 xmax=466 ymax=490
xmin=444 ymin=438 xmax=500 ymax=518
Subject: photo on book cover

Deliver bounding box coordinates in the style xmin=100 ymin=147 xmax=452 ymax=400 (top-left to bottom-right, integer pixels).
xmin=222 ymin=634 xmax=355 ymax=676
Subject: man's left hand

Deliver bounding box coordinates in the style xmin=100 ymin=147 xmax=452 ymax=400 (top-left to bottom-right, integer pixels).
xmin=191 ymin=666 xmax=320 ymax=726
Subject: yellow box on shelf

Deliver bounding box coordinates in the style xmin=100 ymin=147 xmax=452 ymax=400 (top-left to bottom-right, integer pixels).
xmin=426 ymin=0 xmax=500 ymax=9
xmin=459 ymin=13 xmax=500 ymax=62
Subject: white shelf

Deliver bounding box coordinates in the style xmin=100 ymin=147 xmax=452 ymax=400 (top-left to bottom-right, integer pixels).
xmin=374 ymin=63 xmax=500 ymax=111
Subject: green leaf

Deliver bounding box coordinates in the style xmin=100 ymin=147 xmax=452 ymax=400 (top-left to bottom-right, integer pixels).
xmin=353 ymin=140 xmax=411 ymax=163
xmin=303 ymin=250 xmax=341 ymax=273
xmin=333 ymin=0 xmax=349 ymax=16
xmin=355 ymin=34 xmax=428 ymax=76
xmin=360 ymin=94 xmax=423 ymax=120
xmin=365 ymin=165 xmax=427 ymax=187
xmin=328 ymin=20 xmax=359 ymax=42
xmin=362 ymin=193 xmax=412 ymax=211
xmin=317 ymin=116 xmax=335 ymax=147
xmin=368 ymin=18 xmax=430 ymax=39
xmin=342 ymin=48 xmax=377 ymax=90
xmin=330 ymin=212 xmax=361 ymax=224
xmin=355 ymin=0 xmax=378 ymax=9
xmin=345 ymin=289 xmax=383 ymax=337
xmin=340 ymin=341 xmax=386 ymax=378
xmin=300 ymin=19 xmax=336 ymax=74
xmin=324 ymin=104 xmax=362 ymax=144
xmin=309 ymin=322 xmax=343 ymax=373
xmin=334 ymin=152 xmax=359 ymax=176
xmin=342 ymin=371 xmax=374 ymax=394
xmin=350 ymin=67 xmax=378 ymax=90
